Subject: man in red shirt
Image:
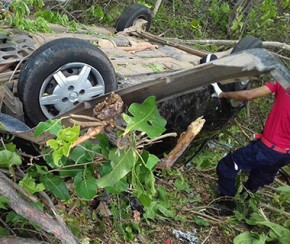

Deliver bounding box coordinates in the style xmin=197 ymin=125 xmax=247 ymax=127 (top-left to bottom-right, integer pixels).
xmin=212 ymin=80 xmax=290 ymax=198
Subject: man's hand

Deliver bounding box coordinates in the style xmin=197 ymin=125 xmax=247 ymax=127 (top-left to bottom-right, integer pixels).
xmin=211 ymin=82 xmax=223 ymax=97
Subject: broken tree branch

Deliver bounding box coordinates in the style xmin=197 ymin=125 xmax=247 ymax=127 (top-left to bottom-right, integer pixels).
xmin=0 ymin=237 xmax=45 ymax=244
xmin=157 ymin=117 xmax=205 ymax=169
xmin=136 ymin=132 xmax=177 ymax=148
xmin=0 ymin=171 xmax=77 ymax=244
xmin=152 ymin=0 xmax=163 ymax=16
xmin=137 ymin=31 xmax=207 ymax=57
xmin=70 ymin=125 xmax=106 ymax=148
xmin=164 ymin=38 xmax=290 ymax=53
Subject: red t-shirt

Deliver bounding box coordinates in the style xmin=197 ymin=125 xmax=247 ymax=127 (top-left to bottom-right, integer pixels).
xmin=263 ymin=81 xmax=290 ymax=149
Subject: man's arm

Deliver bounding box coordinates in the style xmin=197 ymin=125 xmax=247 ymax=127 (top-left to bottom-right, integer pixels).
xmin=219 ymin=85 xmax=272 ymax=101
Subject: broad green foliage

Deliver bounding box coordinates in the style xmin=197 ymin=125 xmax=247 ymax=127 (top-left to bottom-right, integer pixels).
xmin=34 ymin=119 xmax=63 ymax=136
xmin=40 ymin=174 xmax=70 ymax=201
xmin=35 ymin=10 xmax=70 ymax=25
xmin=123 ymin=96 xmax=167 ymax=138
xmin=6 ymin=0 xmax=50 ymax=32
xmin=0 ymin=227 xmax=10 ymax=237
xmin=234 ymin=219 xmax=290 ymax=244
xmin=97 ymin=148 xmax=137 ymax=188
xmin=233 ymin=195 xmax=290 ymax=244
xmin=276 ymin=185 xmax=290 ymax=203
xmin=0 ymin=150 xmax=21 ymax=169
xmin=46 ymin=125 xmax=80 ymax=166
xmin=30 ymin=96 xmax=169 ymax=220
xmin=19 ymin=175 xmax=45 ymax=195
xmin=143 ymin=186 xmax=175 ymax=219
xmin=74 ymin=170 xmax=98 ymax=200
xmin=234 ymin=231 xmax=267 ymax=244
xmin=150 ymin=0 xmax=289 ymax=42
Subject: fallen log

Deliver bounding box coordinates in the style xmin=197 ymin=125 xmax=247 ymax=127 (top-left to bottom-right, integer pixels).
xmin=0 ymin=171 xmax=77 ymax=244
xmin=0 ymin=237 xmax=46 ymax=244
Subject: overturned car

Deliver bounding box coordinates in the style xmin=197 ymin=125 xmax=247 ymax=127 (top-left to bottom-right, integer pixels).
xmin=0 ymin=4 xmax=289 ymax=150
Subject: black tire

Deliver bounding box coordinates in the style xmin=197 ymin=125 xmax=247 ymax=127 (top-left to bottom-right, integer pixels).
xmin=231 ymin=36 xmax=263 ymax=91
xmin=231 ymin=36 xmax=263 ymax=53
xmin=116 ymin=4 xmax=152 ymax=32
xmin=18 ymin=38 xmax=117 ymax=126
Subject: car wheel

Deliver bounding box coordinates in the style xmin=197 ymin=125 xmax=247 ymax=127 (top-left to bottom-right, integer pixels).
xmin=18 ymin=38 xmax=117 ymax=126
xmin=231 ymin=36 xmax=263 ymax=91
xmin=116 ymin=4 xmax=152 ymax=32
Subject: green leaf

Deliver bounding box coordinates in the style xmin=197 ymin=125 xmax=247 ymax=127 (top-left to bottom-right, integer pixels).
xmin=138 ymin=193 xmax=152 ymax=208
xmin=74 ymin=170 xmax=97 ymax=200
xmin=91 ymin=6 xmax=104 ymax=19
xmin=194 ymin=216 xmax=209 ymax=226
xmin=276 ymin=185 xmax=290 ymax=203
xmin=221 ymin=3 xmax=230 ymax=13
xmin=234 ymin=231 xmax=267 ymax=244
xmin=96 ymin=148 xmax=137 ymax=188
xmin=145 ymin=152 xmax=159 ymax=170
xmin=144 ymin=169 xmax=156 ymax=196
xmin=0 ymin=196 xmax=10 ymax=209
xmin=231 ymin=20 xmax=239 ymax=31
xmin=105 ymin=178 xmax=129 ymax=194
xmin=144 ymin=201 xmax=158 ymax=219
xmin=246 ymin=212 xmax=265 ymax=225
xmin=70 ymin=147 xmax=89 ymax=164
xmin=40 ymin=174 xmax=70 ymax=201
xmin=0 ymin=227 xmax=10 ymax=236
xmin=174 ymin=175 xmax=191 ymax=193
xmin=6 ymin=211 xmax=27 ymax=225
xmin=257 ymin=221 xmax=290 ymax=243
xmin=96 ymin=134 xmax=111 ymax=158
xmin=5 ymin=142 xmax=16 ymax=152
xmin=58 ymin=126 xmax=80 ymax=144
xmin=157 ymin=187 xmax=168 ymax=202
xmin=0 ymin=150 xmax=22 ymax=168
xmin=35 ymin=165 xmax=49 ymax=175
xmin=51 ymin=148 xmax=64 ymax=167
xmin=34 ymin=119 xmax=63 ymax=136
xmin=47 ymin=139 xmax=59 ymax=150
xmin=46 ymin=125 xmax=80 ymax=166
xmin=99 ymin=161 xmax=112 ymax=176
xmin=122 ymin=96 xmax=167 ymax=138
xmin=19 ymin=175 xmax=45 ymax=194
xmin=158 ymin=203 xmax=175 ymax=218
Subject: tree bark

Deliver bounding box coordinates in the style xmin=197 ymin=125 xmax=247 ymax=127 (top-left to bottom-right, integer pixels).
xmin=0 ymin=172 xmax=77 ymax=244
xmin=0 ymin=237 xmax=46 ymax=244
xmin=157 ymin=117 xmax=205 ymax=169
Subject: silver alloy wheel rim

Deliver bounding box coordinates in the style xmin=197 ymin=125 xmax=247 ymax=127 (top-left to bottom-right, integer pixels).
xmin=39 ymin=62 xmax=105 ymax=119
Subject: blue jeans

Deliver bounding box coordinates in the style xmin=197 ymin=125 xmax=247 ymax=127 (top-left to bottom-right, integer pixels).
xmin=217 ymin=140 xmax=290 ymax=196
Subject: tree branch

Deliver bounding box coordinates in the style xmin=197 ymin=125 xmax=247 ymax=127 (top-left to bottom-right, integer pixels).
xmin=0 ymin=172 xmax=77 ymax=244
xmin=157 ymin=117 xmax=205 ymax=169
xmin=152 ymin=0 xmax=163 ymax=16
xmin=164 ymin=38 xmax=290 ymax=53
